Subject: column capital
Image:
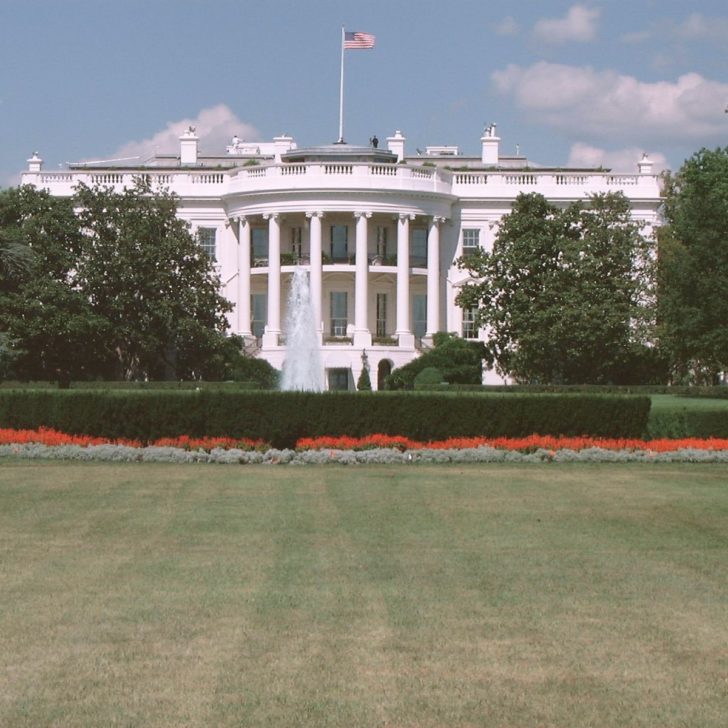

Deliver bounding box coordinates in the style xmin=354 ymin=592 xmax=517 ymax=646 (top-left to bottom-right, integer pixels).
xmin=263 ymin=213 xmax=280 ymax=222
xmin=305 ymin=211 xmax=324 ymax=219
xmin=431 ymin=215 xmax=446 ymax=225
xmin=398 ymin=212 xmax=416 ymax=222
xmin=354 ymin=211 xmax=372 ymax=219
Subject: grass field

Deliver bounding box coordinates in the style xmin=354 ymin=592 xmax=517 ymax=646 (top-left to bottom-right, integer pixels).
xmin=649 ymin=394 xmax=728 ymax=411
xmin=1 ymin=462 xmax=726 ymax=727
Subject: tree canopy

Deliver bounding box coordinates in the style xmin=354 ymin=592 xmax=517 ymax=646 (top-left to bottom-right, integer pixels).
xmin=0 ymin=182 xmax=234 ymax=384
xmin=456 ymin=192 xmax=657 ymax=384
xmin=385 ymin=332 xmax=487 ymax=389
xmin=658 ymin=147 xmax=728 ymax=384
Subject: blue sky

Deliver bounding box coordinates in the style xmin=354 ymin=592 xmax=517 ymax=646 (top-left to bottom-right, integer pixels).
xmin=2 ymin=0 xmax=728 ymax=185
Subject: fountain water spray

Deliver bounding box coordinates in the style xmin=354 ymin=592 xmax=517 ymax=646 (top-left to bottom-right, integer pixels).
xmin=280 ymin=267 xmax=325 ymax=391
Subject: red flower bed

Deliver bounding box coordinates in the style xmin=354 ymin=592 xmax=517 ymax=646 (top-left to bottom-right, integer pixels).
xmin=295 ymin=433 xmax=728 ymax=453
xmin=3 ymin=428 xmax=728 ymax=454
xmin=0 ymin=428 xmax=267 ymax=452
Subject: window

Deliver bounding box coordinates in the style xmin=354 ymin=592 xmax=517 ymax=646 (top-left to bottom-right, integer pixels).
xmin=376 ymin=226 xmax=388 ymax=258
xmin=330 ymin=291 xmax=348 ymax=336
xmin=413 ymin=294 xmax=427 ymax=338
xmin=462 ymin=228 xmax=480 ymax=257
xmin=251 ymin=294 xmax=267 ymax=337
xmin=251 ymin=227 xmax=268 ymax=263
xmin=330 ymin=225 xmax=348 ymax=262
xmin=328 ymin=368 xmax=351 ymax=391
xmin=376 ymin=293 xmax=387 ymax=337
xmin=290 ymin=226 xmax=303 ymax=259
xmin=410 ymin=227 xmax=427 ymax=266
xmin=462 ymin=307 xmax=478 ymax=339
xmin=197 ymin=227 xmax=216 ymax=261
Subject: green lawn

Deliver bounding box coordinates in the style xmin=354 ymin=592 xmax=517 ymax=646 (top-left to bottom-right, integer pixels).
xmin=1 ymin=462 xmax=726 ymax=727
xmin=650 ymin=393 xmax=728 ymax=411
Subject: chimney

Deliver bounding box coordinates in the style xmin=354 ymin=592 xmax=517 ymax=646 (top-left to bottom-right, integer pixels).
xmin=481 ymin=123 xmax=500 ymax=165
xmin=638 ymin=153 xmax=654 ymax=175
xmin=179 ymin=126 xmax=199 ymax=165
xmin=387 ymin=130 xmax=406 ymax=162
xmin=27 ymin=152 xmax=43 ymax=173
xmin=273 ymin=134 xmax=295 ymax=162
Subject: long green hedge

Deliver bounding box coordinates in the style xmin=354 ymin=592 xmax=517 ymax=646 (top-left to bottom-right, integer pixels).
xmin=647 ymin=408 xmax=728 ymax=439
xmin=0 ymin=390 xmax=650 ymax=448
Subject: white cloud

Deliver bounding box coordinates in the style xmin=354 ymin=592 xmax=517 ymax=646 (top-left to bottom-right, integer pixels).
xmin=109 ymin=104 xmax=260 ymax=162
xmin=675 ymin=12 xmax=728 ymax=43
xmin=620 ymin=13 xmax=728 ymax=47
xmin=491 ymin=62 xmax=728 ymax=144
xmin=567 ymin=142 xmax=668 ymax=174
xmin=494 ymin=16 xmax=519 ymax=36
xmin=533 ymin=4 xmax=600 ymax=44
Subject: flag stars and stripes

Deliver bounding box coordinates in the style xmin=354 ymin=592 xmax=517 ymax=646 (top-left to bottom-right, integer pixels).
xmin=344 ymin=31 xmax=375 ymax=49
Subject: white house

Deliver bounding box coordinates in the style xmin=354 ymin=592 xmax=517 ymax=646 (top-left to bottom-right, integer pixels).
xmin=22 ymin=125 xmax=662 ymax=389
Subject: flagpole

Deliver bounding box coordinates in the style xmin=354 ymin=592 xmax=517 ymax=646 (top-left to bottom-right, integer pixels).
xmin=338 ymin=26 xmax=345 ymax=143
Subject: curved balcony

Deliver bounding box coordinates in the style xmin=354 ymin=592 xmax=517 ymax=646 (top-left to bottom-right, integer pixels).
xmin=227 ymin=162 xmax=453 ymax=197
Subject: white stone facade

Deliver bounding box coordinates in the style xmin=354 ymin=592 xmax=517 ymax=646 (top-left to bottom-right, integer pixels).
xmin=22 ymin=127 xmax=662 ymax=389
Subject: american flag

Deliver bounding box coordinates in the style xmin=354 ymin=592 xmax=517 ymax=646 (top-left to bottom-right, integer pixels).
xmin=344 ymin=31 xmax=375 ymax=49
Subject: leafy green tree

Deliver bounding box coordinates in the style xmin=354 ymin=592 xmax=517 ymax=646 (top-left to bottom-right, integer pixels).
xmin=72 ymin=180 xmax=232 ymax=380
xmin=203 ymin=334 xmax=279 ymax=388
xmin=0 ymin=186 xmax=110 ymax=385
xmin=456 ymin=192 xmax=656 ymax=384
xmin=1 ymin=182 xmax=233 ymax=384
xmin=658 ymin=147 xmax=728 ymax=383
xmin=385 ymin=332 xmax=486 ymax=389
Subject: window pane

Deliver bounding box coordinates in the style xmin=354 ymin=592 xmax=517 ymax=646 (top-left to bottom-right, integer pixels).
xmin=290 ymin=227 xmax=303 ymax=258
xmin=376 ymin=293 xmax=387 ymax=337
xmin=462 ymin=307 xmax=478 ymax=338
xmin=410 ymin=228 xmax=427 ymax=266
xmin=330 ymin=225 xmax=348 ymax=262
xmin=413 ymin=294 xmax=427 ymax=337
xmin=252 ymin=228 xmax=269 ymax=261
xmin=251 ymin=294 xmax=267 ymax=337
xmin=198 ymin=227 xmax=216 ymax=261
xmin=462 ymin=228 xmax=480 ymax=256
xmin=330 ymin=291 xmax=348 ymax=336
xmin=376 ymin=226 xmax=388 ymax=257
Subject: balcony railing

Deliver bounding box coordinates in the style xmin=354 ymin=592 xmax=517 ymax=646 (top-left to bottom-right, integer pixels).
xmin=25 ymin=163 xmax=659 ymax=201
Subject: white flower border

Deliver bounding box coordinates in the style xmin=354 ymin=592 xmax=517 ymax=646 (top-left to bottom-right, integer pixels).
xmin=3 ymin=443 xmax=728 ymax=464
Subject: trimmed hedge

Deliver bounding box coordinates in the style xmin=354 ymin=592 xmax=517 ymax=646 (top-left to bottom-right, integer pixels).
xmin=647 ymin=408 xmax=728 ymax=439
xmin=0 ymin=390 xmax=650 ymax=448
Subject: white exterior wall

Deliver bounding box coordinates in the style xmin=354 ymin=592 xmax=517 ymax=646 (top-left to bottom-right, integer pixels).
xmin=21 ymin=147 xmax=662 ymax=390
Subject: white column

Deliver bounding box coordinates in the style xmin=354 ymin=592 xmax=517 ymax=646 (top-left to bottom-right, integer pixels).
xmin=262 ymin=213 xmax=281 ymax=347
xmin=425 ymin=216 xmax=443 ymax=340
xmin=307 ymin=212 xmax=323 ymax=338
xmin=353 ymin=211 xmax=372 ymax=348
xmin=237 ymin=217 xmax=252 ymax=337
xmin=396 ymin=213 xmax=415 ymax=348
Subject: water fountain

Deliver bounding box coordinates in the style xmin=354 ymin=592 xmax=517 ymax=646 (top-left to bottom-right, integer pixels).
xmin=280 ymin=267 xmax=325 ymax=391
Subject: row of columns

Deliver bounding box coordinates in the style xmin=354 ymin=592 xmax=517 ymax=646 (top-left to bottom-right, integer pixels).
xmin=234 ymin=212 xmax=445 ymax=348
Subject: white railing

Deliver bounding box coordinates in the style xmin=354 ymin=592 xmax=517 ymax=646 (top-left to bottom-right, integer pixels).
xmin=324 ymin=163 xmax=353 ymax=175
xmin=281 ymin=164 xmax=307 ymax=176
xmin=190 ymin=172 xmax=225 ymax=184
xmin=451 ymin=170 xmax=654 ymax=196
xmin=91 ymin=173 xmax=124 ymax=185
xmin=454 ymin=172 xmax=487 ymax=184
xmin=371 ymin=164 xmax=396 ymax=176
xmin=26 ymin=163 xmax=656 ymax=201
xmin=607 ymin=175 xmax=639 ymax=186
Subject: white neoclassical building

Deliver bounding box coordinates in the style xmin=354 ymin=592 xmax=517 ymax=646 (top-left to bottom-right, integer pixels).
xmin=22 ymin=125 xmax=662 ymax=389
